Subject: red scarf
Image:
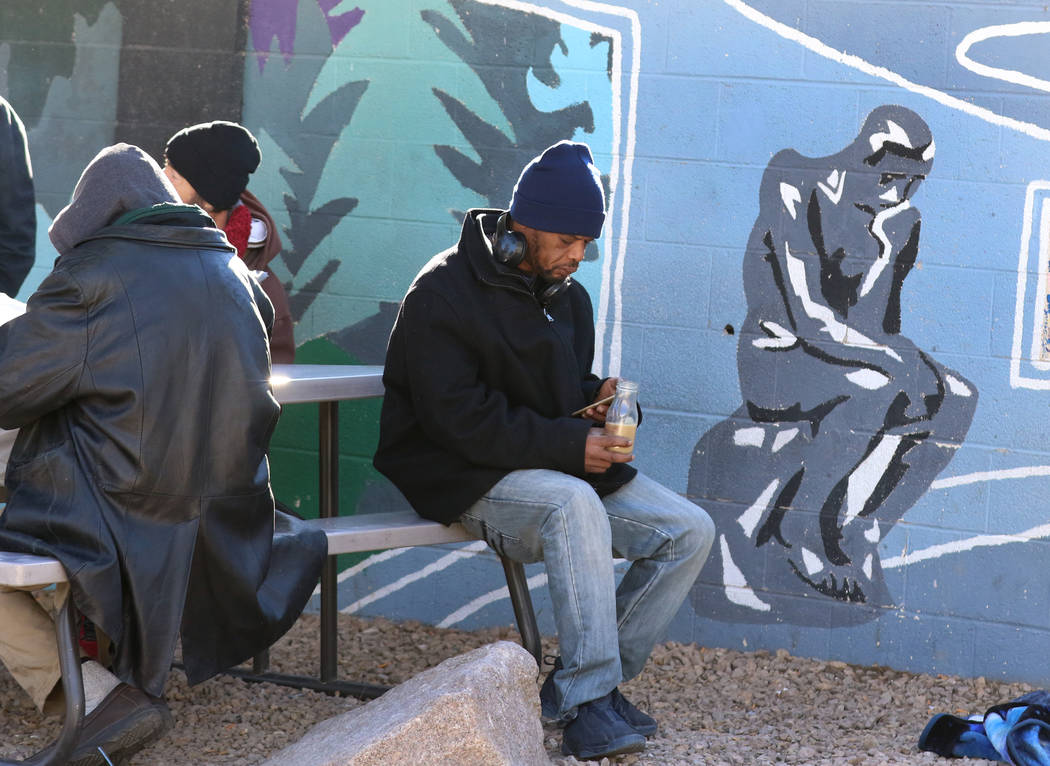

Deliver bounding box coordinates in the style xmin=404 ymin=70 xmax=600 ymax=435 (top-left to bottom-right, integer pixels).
xmin=224 ymin=204 xmax=252 ymax=260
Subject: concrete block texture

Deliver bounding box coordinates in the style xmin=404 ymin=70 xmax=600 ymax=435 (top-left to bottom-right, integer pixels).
xmin=261 ymin=641 xmax=548 ymax=766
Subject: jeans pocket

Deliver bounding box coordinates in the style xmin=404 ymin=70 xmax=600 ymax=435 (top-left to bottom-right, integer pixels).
xmin=461 ymin=514 xmax=534 ymax=562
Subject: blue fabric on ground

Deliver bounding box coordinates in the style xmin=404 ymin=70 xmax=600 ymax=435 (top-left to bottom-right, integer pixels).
xmin=919 ymin=713 xmax=999 ymax=760
xmin=986 ymin=706 xmax=1029 ymax=759
xmin=920 ymin=694 xmax=1050 ymax=765
xmin=1004 ymin=717 xmax=1050 ymax=766
xmin=955 ymin=729 xmax=1003 ymax=761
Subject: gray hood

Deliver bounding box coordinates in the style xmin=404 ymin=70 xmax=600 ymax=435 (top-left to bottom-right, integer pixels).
xmin=49 ymin=143 xmax=180 ymax=256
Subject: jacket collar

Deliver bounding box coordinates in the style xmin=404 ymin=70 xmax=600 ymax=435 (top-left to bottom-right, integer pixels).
xmin=75 ymin=220 xmax=236 ymax=254
xmin=460 ymin=208 xmax=533 ymax=295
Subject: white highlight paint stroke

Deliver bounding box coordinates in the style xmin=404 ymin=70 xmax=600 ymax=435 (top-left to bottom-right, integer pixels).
xmin=1027 ymin=199 xmax=1050 ymax=369
xmin=733 ymin=426 xmax=766 ymax=448
xmin=845 ymin=434 xmax=901 ymax=527
xmin=725 ymin=0 xmax=1050 ymax=143
xmin=311 ymin=547 xmax=409 ymax=597
xmin=720 ymin=534 xmax=771 ymax=611
xmin=771 ymin=427 xmax=799 ymax=453
xmin=931 ymin=464 xmax=1050 ymax=490
xmin=562 ymin=0 xmax=642 ymax=378
xmin=340 ymin=541 xmax=488 ymax=614
xmin=439 ymin=572 xmax=549 ymax=628
xmin=1011 ymin=182 xmax=1050 ymax=389
xmin=883 ymin=522 xmax=1050 ymax=570
xmin=861 ymin=200 xmax=910 ymax=298
xmin=738 ymin=479 xmax=779 ymax=538
xmin=956 ymin=22 xmax=1050 ymax=95
xmin=845 ymin=369 xmax=890 ymax=390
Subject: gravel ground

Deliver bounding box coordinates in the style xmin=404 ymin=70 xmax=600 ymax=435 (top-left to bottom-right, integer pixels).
xmin=0 ymin=613 xmax=1032 ymax=765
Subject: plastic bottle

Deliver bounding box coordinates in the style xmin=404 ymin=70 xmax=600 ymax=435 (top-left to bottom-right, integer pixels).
xmin=604 ymin=380 xmax=638 ymax=454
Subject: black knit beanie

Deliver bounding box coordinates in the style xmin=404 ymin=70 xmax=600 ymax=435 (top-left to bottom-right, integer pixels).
xmin=164 ymin=121 xmax=261 ymax=211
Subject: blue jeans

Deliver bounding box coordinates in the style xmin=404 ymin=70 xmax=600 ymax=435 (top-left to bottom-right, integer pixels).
xmin=459 ymin=470 xmax=714 ymax=717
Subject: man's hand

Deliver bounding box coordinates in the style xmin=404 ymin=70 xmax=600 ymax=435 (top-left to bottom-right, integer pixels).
xmin=579 ymin=378 xmax=620 ymax=423
xmin=584 ymin=427 xmax=634 ymax=473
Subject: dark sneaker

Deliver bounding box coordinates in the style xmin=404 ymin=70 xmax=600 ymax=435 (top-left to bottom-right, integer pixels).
xmin=611 ymin=687 xmax=658 ymax=737
xmin=561 ymin=692 xmax=646 ymax=760
xmin=68 ymin=684 xmax=173 ymax=766
xmin=539 ymin=656 xmax=562 ymax=719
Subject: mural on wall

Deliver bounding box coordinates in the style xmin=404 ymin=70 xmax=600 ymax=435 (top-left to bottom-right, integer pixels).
xmin=424 ymin=1 xmax=605 ymax=219
xmin=311 ymin=0 xmax=636 ymax=371
xmin=245 ymin=0 xmax=638 ymax=533
xmin=245 ymin=0 xmax=366 ymax=327
xmin=688 ymin=105 xmax=978 ymax=626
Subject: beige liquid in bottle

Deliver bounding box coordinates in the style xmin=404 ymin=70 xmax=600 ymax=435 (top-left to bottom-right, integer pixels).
xmin=604 ymin=422 xmax=636 ymax=454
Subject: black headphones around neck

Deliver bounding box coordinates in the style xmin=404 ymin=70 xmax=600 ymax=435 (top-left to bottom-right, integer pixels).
xmin=492 ymin=211 xmax=570 ymax=307
xmin=493 ymin=211 xmax=527 ymax=267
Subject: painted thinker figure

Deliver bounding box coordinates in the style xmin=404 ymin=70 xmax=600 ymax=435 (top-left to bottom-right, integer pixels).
xmin=689 ymin=105 xmax=977 ymax=625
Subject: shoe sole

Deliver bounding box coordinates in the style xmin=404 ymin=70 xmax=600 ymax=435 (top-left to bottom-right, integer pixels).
xmin=68 ymin=705 xmax=172 ymax=766
xmin=561 ymin=733 xmax=647 ymax=760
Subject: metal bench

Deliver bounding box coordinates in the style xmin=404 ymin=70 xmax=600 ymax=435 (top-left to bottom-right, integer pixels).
xmin=0 ymin=510 xmax=542 ymax=761
xmin=230 ymin=510 xmax=542 ymax=698
xmin=0 ymin=552 xmax=84 ymax=766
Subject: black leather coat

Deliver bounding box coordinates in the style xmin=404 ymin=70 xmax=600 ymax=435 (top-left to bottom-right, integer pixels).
xmin=0 ymin=215 xmax=326 ymax=696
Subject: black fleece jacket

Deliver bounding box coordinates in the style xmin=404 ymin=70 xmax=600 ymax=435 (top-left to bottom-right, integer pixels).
xmin=374 ymin=208 xmax=635 ymax=524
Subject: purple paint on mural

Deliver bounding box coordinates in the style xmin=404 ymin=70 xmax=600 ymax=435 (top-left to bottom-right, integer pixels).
xmin=318 ymin=0 xmax=365 ymax=50
xmin=250 ymin=0 xmax=298 ymax=70
xmin=250 ymin=0 xmax=364 ymax=71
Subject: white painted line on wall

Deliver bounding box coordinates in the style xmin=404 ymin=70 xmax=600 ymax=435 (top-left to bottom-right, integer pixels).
xmin=720 ymin=534 xmax=771 ymax=611
xmin=883 ymin=521 xmax=1050 ymax=569
xmin=845 ymin=434 xmax=902 ymax=527
xmin=473 ymin=1 xmax=639 ymax=378
xmin=558 ymin=0 xmax=641 ymax=378
xmin=438 ymin=571 xmax=549 ymax=628
xmin=737 ymin=479 xmax=778 ymax=538
xmin=340 ymin=540 xmax=488 ymax=614
xmin=726 ymin=0 xmax=1050 ymax=143
xmin=311 ymin=546 xmax=410 ymax=597
xmin=956 ymin=22 xmax=1050 ymax=94
xmin=1010 ymin=182 xmax=1050 ymax=389
xmin=931 ymin=464 xmax=1050 ymax=490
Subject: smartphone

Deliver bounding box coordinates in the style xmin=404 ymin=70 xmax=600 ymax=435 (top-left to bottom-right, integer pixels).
xmin=571 ymin=394 xmax=615 ymax=417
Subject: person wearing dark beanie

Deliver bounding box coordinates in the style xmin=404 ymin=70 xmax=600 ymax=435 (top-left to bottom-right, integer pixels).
xmin=374 ymin=140 xmax=714 ymax=761
xmin=162 ymin=121 xmax=295 ymax=363
xmin=509 ymin=140 xmax=606 ymax=239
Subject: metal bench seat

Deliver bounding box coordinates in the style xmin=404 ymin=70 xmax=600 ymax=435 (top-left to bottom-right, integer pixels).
xmin=0 ymin=512 xmax=543 ymax=761
xmin=0 ymin=551 xmax=84 ymax=766
xmin=238 ymin=511 xmax=542 ymax=697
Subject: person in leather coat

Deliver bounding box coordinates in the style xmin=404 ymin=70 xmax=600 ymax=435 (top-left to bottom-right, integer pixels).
xmin=0 ymin=144 xmax=325 ymax=765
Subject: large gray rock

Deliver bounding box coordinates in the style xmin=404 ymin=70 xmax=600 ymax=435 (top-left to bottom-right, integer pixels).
xmin=261 ymin=640 xmax=549 ymax=766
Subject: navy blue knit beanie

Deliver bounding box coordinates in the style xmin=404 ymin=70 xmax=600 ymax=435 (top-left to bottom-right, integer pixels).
xmin=509 ymin=141 xmax=605 ymax=238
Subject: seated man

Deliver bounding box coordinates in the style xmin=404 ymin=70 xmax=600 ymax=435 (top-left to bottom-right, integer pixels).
xmin=374 ymin=140 xmax=715 ymax=760
xmin=0 ymin=144 xmax=326 ymax=765
xmin=162 ymin=120 xmax=296 ymax=363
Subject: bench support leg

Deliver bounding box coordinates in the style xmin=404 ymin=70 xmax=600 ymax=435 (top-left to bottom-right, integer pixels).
xmin=1 ymin=592 xmax=85 ymax=766
xmin=318 ymin=400 xmax=339 ymax=684
xmin=500 ymin=558 xmax=542 ymax=666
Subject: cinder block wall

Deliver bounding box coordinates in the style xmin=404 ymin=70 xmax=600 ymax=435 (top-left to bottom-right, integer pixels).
xmin=5 ymin=0 xmax=1050 ymax=686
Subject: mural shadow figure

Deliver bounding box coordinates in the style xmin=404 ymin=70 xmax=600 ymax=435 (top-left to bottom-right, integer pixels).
xmin=688 ymin=105 xmax=977 ymax=626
